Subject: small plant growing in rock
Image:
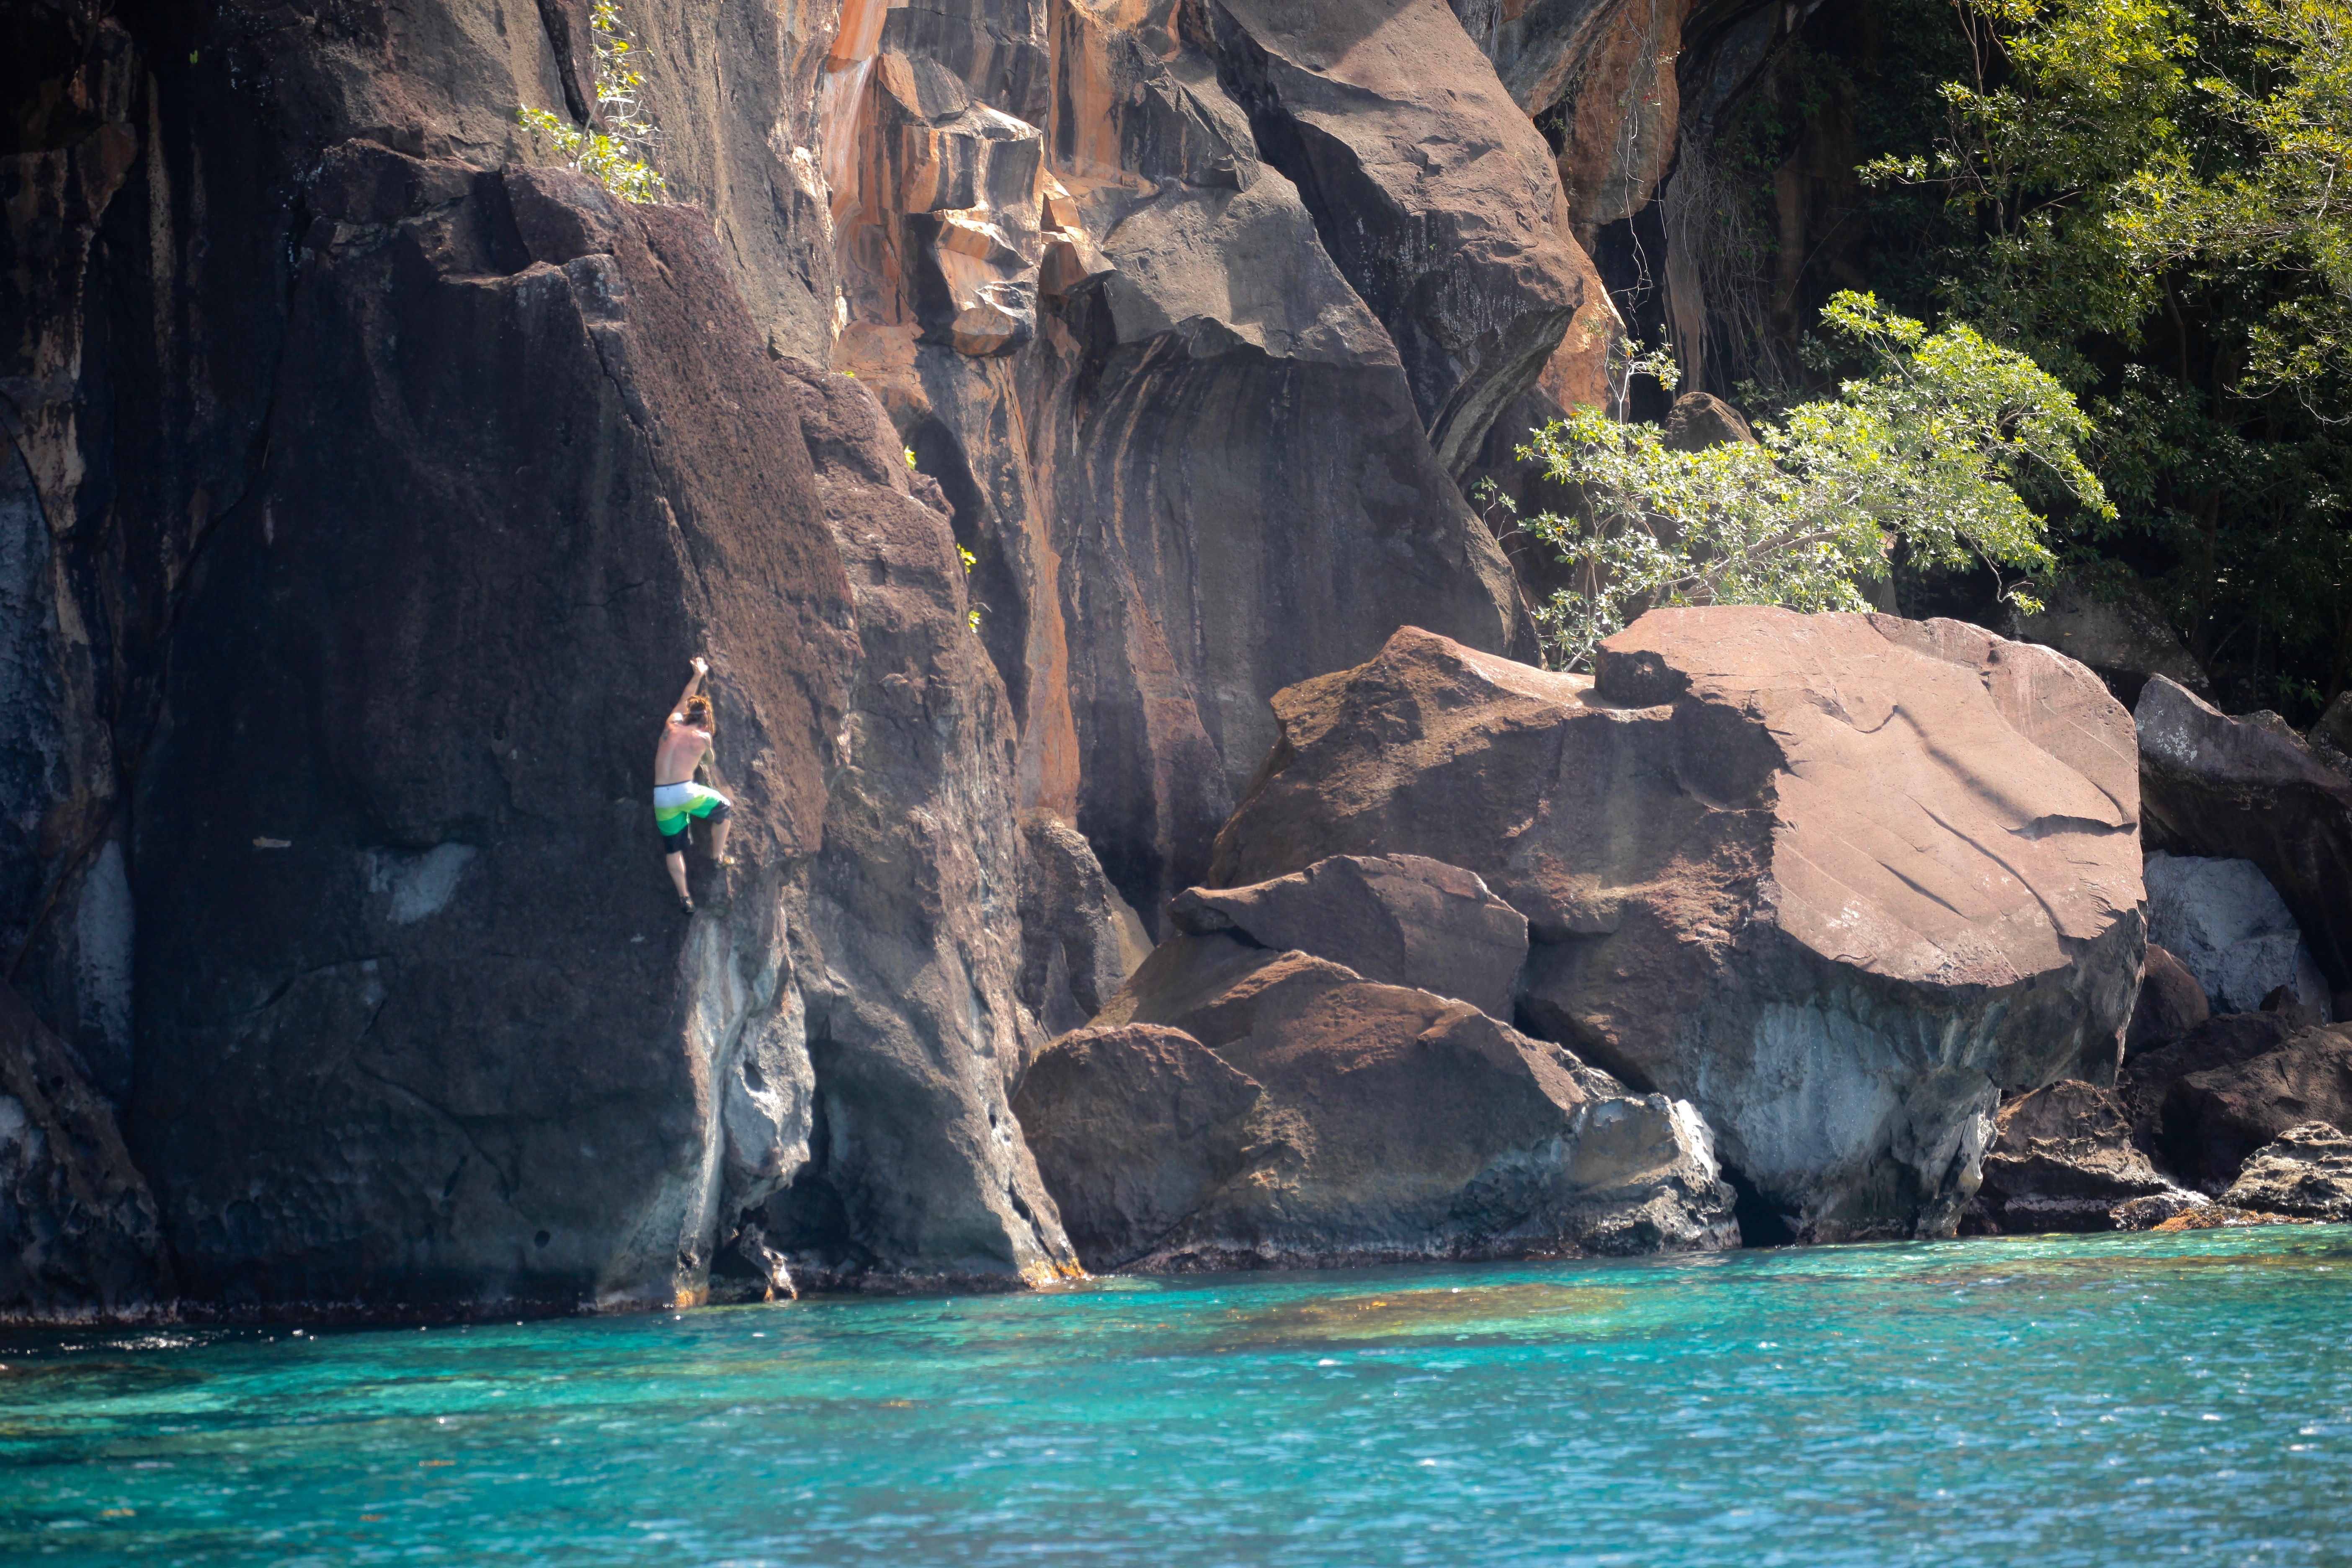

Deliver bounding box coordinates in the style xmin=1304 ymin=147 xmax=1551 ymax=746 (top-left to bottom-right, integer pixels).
xmin=958 ymin=544 xmax=983 ymax=634
xmin=1519 ymin=292 xmax=2111 ymax=671
xmin=517 ymin=0 xmax=668 ymax=204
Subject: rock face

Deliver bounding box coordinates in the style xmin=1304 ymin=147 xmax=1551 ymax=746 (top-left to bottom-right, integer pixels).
xmin=1207 ymin=0 xmax=1586 ymax=475
xmin=2126 ymin=945 xmax=2211 ymax=1056
xmin=0 ymin=985 xmax=171 ymax=1323
xmin=2157 ymin=1025 xmax=2352 ymax=1191
xmin=2137 ymin=676 xmax=2352 ymax=995
xmin=825 ymin=0 xmax=1548 ymax=923
xmin=1016 ymin=812 xmax=1154 ymax=1040
xmin=1209 ymin=609 xmax=2147 ymax=1240
xmin=1168 ymin=854 xmax=1529 ymax=1019
xmin=1021 ymin=937 xmax=1735 ymax=1269
xmin=2117 ymin=1011 xmax=2303 ymax=1161
xmin=760 ymin=357 xmax=1080 ymax=1296
xmin=1967 ymin=1081 xmax=2182 ymax=1234
xmin=2144 ymin=853 xmax=2331 ymax=1018
xmin=2009 ymin=580 xmax=2209 ymax=709
xmin=111 ymin=156 xmax=1073 ymax=1312
xmin=1 ymin=0 xmax=1616 ymax=1315
xmin=2219 ymin=1122 xmax=2352 ymax=1221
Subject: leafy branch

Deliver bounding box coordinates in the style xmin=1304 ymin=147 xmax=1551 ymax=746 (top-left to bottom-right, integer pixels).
xmin=1518 ymin=293 xmax=2110 ymax=671
xmin=517 ymin=0 xmax=668 ymax=205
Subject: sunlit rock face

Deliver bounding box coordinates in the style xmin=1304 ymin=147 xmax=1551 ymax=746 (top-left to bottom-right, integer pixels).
xmin=1208 ymin=609 xmax=2148 ymax=1241
xmin=815 ymin=0 xmax=1568 ymax=923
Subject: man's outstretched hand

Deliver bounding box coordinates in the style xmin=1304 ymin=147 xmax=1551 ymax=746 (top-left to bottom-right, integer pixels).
xmin=691 ymin=656 xmax=709 ymax=678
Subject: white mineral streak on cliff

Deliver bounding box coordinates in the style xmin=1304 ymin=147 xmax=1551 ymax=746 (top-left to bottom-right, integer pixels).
xmin=597 ymin=916 xmax=809 ymax=1310
xmin=817 ymin=62 xmax=874 ymax=226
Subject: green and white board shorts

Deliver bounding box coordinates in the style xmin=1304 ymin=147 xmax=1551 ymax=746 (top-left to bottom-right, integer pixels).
xmin=653 ymin=781 xmax=731 ymax=852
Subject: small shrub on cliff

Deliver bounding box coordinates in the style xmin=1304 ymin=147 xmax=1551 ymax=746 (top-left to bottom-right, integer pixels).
xmin=1519 ymin=293 xmax=2111 ymax=671
xmin=517 ymin=0 xmax=668 ymax=205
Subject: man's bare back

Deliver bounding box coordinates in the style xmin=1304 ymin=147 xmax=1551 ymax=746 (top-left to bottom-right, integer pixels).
xmin=652 ymin=656 xmax=734 ymax=911
xmin=656 ymin=709 xmax=710 ymax=786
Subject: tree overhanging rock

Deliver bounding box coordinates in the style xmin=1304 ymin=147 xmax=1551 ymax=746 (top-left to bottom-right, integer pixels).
xmin=1207 ymin=608 xmax=2147 ymax=1241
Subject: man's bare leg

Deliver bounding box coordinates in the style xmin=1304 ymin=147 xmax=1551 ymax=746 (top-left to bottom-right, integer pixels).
xmin=710 ymin=816 xmax=734 ymax=867
xmin=665 ymin=850 xmax=691 ymax=903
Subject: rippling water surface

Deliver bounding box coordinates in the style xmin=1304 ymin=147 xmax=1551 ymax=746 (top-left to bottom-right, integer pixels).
xmin=5 ymin=1228 xmax=2349 ymax=1566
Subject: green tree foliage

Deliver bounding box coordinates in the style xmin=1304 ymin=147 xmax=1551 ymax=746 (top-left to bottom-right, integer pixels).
xmin=1844 ymin=0 xmax=2352 ymax=713
xmin=2112 ymin=0 xmax=2352 ymax=392
xmin=517 ymin=0 xmax=668 ymax=205
xmin=1516 ymin=295 xmax=2108 ymax=670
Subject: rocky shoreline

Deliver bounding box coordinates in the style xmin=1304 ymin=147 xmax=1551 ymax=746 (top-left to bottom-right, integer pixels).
xmin=5 ymin=0 xmax=2348 ymax=1325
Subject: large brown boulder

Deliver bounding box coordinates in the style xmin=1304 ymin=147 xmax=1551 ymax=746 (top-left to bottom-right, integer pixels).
xmin=2158 ymin=1025 xmax=2352 ymax=1191
xmin=1209 ymin=609 xmax=2146 ymax=1240
xmin=1023 ymin=937 xmax=1736 ymax=1268
xmin=2218 ymin=1122 xmax=2352 ymax=1221
xmin=1009 ymin=1024 xmax=1264 ymax=1267
xmin=1968 ymin=1081 xmax=2183 ymax=1233
xmin=2137 ymin=675 xmax=2352 ymax=992
xmin=1167 ymin=854 xmax=1529 ymax=1019
xmin=2117 ymin=1011 xmax=2303 ymax=1158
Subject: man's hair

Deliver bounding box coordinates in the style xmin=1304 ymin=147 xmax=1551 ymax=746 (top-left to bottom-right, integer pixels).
xmin=682 ymin=693 xmax=714 ymax=729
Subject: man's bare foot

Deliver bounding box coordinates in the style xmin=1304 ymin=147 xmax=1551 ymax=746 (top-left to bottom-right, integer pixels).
xmin=678 ymin=892 xmax=695 ymax=914
xmin=714 ymin=854 xmax=739 ymax=868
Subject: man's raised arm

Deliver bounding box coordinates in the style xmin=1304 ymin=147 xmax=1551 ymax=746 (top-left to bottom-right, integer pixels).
xmin=672 ymin=656 xmax=708 ymax=721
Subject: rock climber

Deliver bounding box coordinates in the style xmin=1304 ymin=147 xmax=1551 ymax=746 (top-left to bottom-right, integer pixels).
xmin=655 ymin=655 xmax=735 ymax=913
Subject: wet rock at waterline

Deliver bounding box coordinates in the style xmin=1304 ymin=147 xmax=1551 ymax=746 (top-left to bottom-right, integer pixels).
xmin=2218 ymin=1122 xmax=2352 ymax=1222
xmin=1965 ymin=1081 xmax=2186 ymax=1234
xmin=1009 ymin=1024 xmax=1265 ymax=1268
xmin=2117 ymin=1012 xmax=2303 ymax=1170
xmin=1024 ymin=939 xmax=1735 ymax=1269
xmin=1207 ymin=610 xmax=2147 ymax=1241
xmin=0 ymin=985 xmax=172 ymax=1323
xmin=2155 ymin=1025 xmax=2352 ymax=1193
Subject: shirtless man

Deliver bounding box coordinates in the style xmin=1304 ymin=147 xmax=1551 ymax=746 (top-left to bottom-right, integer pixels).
xmin=654 ymin=656 xmax=735 ymax=912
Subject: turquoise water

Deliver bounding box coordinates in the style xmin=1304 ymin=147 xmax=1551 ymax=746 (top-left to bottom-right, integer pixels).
xmin=4 ymin=1230 xmax=2349 ymax=1566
